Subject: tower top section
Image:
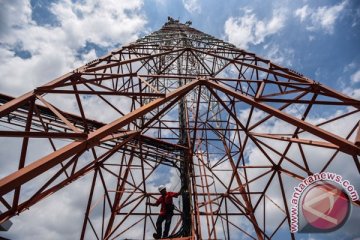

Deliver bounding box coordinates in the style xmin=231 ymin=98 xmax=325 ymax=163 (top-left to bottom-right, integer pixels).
xmin=132 ymin=16 xmax=238 ymax=54
xmin=164 ymin=16 xmax=192 ymax=26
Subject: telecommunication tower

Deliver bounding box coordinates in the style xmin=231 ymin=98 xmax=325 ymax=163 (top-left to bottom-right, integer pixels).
xmin=0 ymin=18 xmax=359 ymax=239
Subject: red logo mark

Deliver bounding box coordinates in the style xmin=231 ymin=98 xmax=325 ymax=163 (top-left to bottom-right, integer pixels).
xmin=301 ymin=182 xmax=350 ymax=231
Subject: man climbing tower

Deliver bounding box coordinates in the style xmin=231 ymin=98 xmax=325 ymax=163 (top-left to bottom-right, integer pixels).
xmin=146 ymin=185 xmax=182 ymax=239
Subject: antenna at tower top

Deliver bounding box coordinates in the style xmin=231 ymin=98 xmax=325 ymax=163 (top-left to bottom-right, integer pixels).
xmin=166 ymin=16 xmax=192 ymax=26
xmin=167 ymin=16 xmax=178 ymax=24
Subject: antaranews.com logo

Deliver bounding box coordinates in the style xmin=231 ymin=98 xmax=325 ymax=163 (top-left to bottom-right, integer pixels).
xmin=290 ymin=172 xmax=359 ymax=233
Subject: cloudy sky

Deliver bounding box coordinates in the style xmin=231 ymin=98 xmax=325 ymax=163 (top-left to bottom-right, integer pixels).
xmin=0 ymin=0 xmax=359 ymax=239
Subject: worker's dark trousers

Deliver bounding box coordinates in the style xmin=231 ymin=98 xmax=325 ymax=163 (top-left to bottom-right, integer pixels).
xmin=156 ymin=213 xmax=172 ymax=238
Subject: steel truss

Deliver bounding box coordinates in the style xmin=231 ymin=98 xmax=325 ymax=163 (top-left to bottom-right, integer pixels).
xmin=0 ymin=19 xmax=359 ymax=239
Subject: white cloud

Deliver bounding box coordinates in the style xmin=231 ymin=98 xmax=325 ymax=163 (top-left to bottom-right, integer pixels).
xmin=182 ymin=0 xmax=201 ymax=14
xmin=224 ymin=9 xmax=286 ymax=49
xmin=294 ymin=1 xmax=347 ymax=34
xmin=154 ymin=0 xmax=167 ymax=6
xmin=263 ymin=43 xmax=295 ymax=66
xmin=0 ymin=0 xmax=147 ymax=97
xmin=314 ymin=1 xmax=347 ymax=33
xmin=50 ymin=0 xmax=146 ymax=48
xmin=343 ymin=87 xmax=360 ymax=99
xmin=351 ymin=8 xmax=360 ymax=27
xmin=295 ymin=5 xmax=309 ymax=22
xmin=351 ymin=70 xmax=360 ymax=84
xmin=344 ymin=62 xmax=356 ymax=72
xmin=0 ymin=0 xmax=32 ymax=39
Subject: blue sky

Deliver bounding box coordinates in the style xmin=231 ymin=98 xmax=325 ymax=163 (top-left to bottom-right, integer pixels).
xmin=0 ymin=0 xmax=359 ymax=239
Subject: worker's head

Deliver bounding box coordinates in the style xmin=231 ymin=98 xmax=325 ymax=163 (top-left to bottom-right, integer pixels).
xmin=158 ymin=185 xmax=166 ymax=196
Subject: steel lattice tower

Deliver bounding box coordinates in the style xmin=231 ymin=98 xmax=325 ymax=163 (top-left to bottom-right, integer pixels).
xmin=0 ymin=18 xmax=359 ymax=239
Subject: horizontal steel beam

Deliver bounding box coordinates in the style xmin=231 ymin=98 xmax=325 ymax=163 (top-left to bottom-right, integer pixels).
xmin=0 ymin=131 xmax=87 ymax=139
xmin=34 ymin=89 xmax=165 ymax=97
xmin=205 ymin=80 xmax=360 ymax=156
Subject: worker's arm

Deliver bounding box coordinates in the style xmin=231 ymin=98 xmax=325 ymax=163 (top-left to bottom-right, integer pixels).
xmin=173 ymin=187 xmax=186 ymax=197
xmin=146 ymin=197 xmax=161 ymax=206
